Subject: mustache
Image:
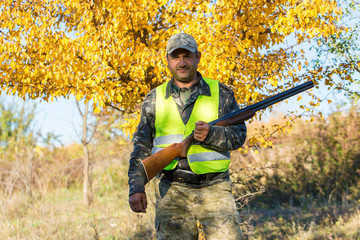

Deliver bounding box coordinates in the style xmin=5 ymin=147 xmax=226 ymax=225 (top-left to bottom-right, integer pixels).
xmin=177 ymin=66 xmax=189 ymax=70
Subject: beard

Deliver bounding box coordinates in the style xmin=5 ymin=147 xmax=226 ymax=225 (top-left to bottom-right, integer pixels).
xmin=169 ymin=66 xmax=197 ymax=83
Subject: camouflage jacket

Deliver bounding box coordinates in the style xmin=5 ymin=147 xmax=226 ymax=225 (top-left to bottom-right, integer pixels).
xmin=128 ymin=72 xmax=247 ymax=196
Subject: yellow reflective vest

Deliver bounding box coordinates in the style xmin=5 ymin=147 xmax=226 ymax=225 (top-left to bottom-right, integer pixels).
xmin=152 ymin=78 xmax=231 ymax=174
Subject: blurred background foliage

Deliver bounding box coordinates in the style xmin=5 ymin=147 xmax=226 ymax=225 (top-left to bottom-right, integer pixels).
xmin=231 ymin=105 xmax=360 ymax=208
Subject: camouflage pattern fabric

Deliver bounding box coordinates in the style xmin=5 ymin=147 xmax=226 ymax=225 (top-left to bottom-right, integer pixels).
xmin=128 ymin=72 xmax=247 ymax=196
xmin=155 ymin=178 xmax=243 ymax=240
xmin=166 ymin=33 xmax=198 ymax=55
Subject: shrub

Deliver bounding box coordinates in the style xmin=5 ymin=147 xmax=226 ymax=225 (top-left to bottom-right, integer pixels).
xmin=232 ymin=106 xmax=360 ymax=207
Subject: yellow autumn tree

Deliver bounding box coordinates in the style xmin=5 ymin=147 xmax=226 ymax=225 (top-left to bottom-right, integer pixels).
xmin=0 ymin=0 xmax=344 ymax=144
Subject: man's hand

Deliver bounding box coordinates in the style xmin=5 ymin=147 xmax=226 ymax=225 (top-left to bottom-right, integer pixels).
xmin=194 ymin=121 xmax=210 ymax=142
xmin=129 ymin=192 xmax=147 ymax=213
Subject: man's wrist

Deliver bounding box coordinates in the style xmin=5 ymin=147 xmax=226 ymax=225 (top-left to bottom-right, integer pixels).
xmin=129 ymin=184 xmax=146 ymax=196
xmin=202 ymin=125 xmax=215 ymax=144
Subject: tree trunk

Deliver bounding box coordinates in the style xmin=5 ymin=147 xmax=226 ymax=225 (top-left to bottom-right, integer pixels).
xmin=82 ymin=101 xmax=93 ymax=206
xmin=26 ymin=148 xmax=33 ymax=198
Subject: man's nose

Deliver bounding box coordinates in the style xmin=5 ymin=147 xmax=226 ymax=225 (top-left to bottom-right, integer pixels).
xmin=179 ymin=57 xmax=186 ymax=67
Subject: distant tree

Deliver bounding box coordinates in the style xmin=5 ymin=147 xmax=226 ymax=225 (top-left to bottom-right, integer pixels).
xmin=0 ymin=100 xmax=36 ymax=149
xmin=75 ymin=100 xmax=100 ymax=206
xmin=0 ymin=100 xmax=58 ymax=197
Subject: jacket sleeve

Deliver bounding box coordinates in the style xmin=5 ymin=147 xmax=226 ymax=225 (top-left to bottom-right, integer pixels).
xmin=128 ymin=91 xmax=156 ymax=196
xmin=202 ymin=83 xmax=247 ymax=151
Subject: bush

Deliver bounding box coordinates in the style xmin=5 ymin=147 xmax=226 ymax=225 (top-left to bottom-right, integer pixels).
xmin=232 ymin=106 xmax=360 ymax=208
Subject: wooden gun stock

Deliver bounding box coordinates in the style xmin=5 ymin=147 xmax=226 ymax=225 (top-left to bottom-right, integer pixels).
xmin=141 ymin=81 xmax=314 ymax=182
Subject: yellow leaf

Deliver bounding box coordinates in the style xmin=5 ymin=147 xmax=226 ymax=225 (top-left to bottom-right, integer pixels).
xmin=93 ymin=106 xmax=100 ymax=114
xmin=268 ymin=77 xmax=278 ymax=87
xmin=116 ymin=95 xmax=123 ymax=102
xmin=76 ymin=92 xmax=83 ymax=101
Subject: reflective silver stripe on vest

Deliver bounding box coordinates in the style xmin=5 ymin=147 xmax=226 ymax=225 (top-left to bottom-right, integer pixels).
xmin=153 ymin=134 xmax=184 ymax=146
xmin=151 ymin=147 xmax=163 ymax=155
xmin=188 ymin=151 xmax=231 ymax=163
xmin=151 ymin=147 xmax=180 ymax=161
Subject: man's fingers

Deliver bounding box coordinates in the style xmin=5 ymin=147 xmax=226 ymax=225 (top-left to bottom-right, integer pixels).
xmin=195 ymin=121 xmax=206 ymax=127
xmin=140 ymin=195 xmax=147 ymax=212
xmin=194 ymin=121 xmax=210 ymax=142
xmin=142 ymin=196 xmax=148 ymax=210
xmin=131 ymin=200 xmax=144 ymax=212
xmin=195 ymin=125 xmax=205 ymax=131
xmin=195 ymin=121 xmax=207 ymax=131
xmin=132 ymin=203 xmax=146 ymax=213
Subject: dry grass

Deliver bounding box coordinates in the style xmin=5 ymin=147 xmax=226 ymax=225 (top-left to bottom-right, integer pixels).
xmin=238 ymin=204 xmax=360 ymax=240
xmin=0 ymin=183 xmax=157 ymax=239
xmin=1 ymin=183 xmax=359 ymax=240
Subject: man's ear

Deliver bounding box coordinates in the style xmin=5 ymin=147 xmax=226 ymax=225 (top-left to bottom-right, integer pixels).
xmin=196 ymin=51 xmax=201 ymax=60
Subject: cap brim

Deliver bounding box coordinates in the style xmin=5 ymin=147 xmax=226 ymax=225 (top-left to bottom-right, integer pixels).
xmin=167 ymin=46 xmax=196 ymax=55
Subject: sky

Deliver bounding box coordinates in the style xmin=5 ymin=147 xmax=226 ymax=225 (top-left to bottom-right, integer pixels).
xmin=35 ymin=96 xmax=84 ymax=145
xmin=2 ymin=94 xmax=83 ymax=146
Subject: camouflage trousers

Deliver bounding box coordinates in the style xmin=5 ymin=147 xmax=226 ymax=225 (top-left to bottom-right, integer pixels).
xmin=155 ymin=179 xmax=243 ymax=240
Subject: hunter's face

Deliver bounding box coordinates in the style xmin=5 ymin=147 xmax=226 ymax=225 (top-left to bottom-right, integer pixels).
xmin=166 ymin=48 xmax=201 ymax=83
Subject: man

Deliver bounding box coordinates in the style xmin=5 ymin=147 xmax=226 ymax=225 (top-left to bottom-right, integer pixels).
xmin=128 ymin=33 xmax=247 ymax=239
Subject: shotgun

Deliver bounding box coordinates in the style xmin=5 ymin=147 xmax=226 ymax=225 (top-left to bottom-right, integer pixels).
xmin=141 ymin=81 xmax=314 ymax=181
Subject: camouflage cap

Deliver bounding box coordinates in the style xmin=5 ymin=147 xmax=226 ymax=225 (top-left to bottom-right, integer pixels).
xmin=166 ymin=33 xmax=198 ymax=55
